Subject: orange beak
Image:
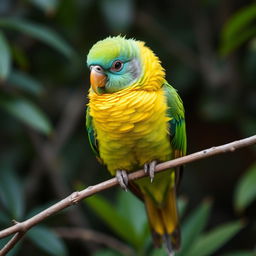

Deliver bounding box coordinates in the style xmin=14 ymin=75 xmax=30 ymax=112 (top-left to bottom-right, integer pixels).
xmin=90 ymin=66 xmax=107 ymax=94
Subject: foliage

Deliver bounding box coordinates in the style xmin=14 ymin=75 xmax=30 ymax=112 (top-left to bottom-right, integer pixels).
xmin=0 ymin=161 xmax=68 ymax=256
xmin=85 ymin=192 xmax=245 ymax=256
xmin=234 ymin=163 xmax=256 ymax=212
xmin=220 ymin=3 xmax=256 ymax=55
xmin=27 ymin=226 xmax=67 ymax=256
xmin=0 ymin=8 xmax=75 ymax=135
xmin=85 ymin=192 xmax=148 ymax=252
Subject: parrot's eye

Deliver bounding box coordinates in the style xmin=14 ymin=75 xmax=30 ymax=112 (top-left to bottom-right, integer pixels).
xmin=110 ymin=60 xmax=123 ymax=72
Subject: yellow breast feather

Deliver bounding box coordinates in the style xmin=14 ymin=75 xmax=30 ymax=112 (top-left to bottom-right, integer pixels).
xmin=89 ymin=87 xmax=172 ymax=174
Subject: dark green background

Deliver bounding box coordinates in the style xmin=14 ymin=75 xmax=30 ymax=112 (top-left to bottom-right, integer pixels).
xmin=0 ymin=0 xmax=255 ymax=255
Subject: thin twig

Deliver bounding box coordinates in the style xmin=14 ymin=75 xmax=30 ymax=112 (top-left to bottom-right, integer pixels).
xmin=0 ymin=232 xmax=24 ymax=256
xmin=55 ymin=227 xmax=134 ymax=256
xmin=0 ymin=135 xmax=255 ymax=255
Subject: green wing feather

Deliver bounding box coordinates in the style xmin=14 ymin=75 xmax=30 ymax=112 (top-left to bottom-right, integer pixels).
xmin=163 ymin=82 xmax=187 ymax=157
xmin=86 ymin=107 xmax=101 ymax=160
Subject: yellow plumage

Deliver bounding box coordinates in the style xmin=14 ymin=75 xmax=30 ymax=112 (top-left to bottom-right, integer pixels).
xmin=89 ymin=87 xmax=171 ymax=174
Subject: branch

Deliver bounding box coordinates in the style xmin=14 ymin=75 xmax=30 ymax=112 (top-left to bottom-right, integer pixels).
xmin=0 ymin=232 xmax=24 ymax=256
xmin=55 ymin=227 xmax=134 ymax=256
xmin=0 ymin=135 xmax=255 ymax=255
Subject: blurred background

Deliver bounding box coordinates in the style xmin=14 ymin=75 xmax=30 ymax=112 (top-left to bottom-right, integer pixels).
xmin=0 ymin=0 xmax=256 ymax=255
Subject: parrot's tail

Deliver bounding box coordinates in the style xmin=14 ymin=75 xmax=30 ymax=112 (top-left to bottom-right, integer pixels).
xmin=144 ymin=186 xmax=180 ymax=254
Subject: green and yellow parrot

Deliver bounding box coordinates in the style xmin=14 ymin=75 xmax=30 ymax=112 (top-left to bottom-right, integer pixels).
xmin=86 ymin=36 xmax=187 ymax=255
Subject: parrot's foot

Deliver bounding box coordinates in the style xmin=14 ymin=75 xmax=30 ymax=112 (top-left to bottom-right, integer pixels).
xmin=116 ymin=170 xmax=129 ymax=191
xmin=144 ymin=160 xmax=157 ymax=182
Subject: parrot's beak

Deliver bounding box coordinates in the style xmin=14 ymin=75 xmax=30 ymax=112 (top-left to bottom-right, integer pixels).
xmin=90 ymin=65 xmax=107 ymax=94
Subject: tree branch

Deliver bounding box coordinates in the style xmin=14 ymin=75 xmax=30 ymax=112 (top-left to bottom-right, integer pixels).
xmin=0 ymin=135 xmax=255 ymax=255
xmin=0 ymin=232 xmax=24 ymax=256
xmin=55 ymin=227 xmax=134 ymax=256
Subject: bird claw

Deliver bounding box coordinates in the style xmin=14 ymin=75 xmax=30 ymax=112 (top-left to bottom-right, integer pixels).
xmin=144 ymin=160 xmax=157 ymax=182
xmin=116 ymin=170 xmax=129 ymax=191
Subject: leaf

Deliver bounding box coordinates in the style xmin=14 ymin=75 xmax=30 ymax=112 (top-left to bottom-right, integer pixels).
xmin=188 ymin=221 xmax=244 ymax=256
xmin=85 ymin=194 xmax=139 ymax=247
xmin=100 ymin=0 xmax=134 ymax=32
xmin=0 ymin=96 xmax=52 ymax=135
xmin=177 ymin=196 xmax=188 ymax=218
xmin=28 ymin=0 xmax=59 ymax=13
xmin=28 ymin=226 xmax=67 ymax=256
xmin=151 ymin=247 xmax=166 ymax=256
xmin=220 ymin=3 xmax=256 ymax=55
xmin=7 ymin=70 xmax=44 ymax=95
xmin=234 ymin=163 xmax=256 ymax=212
xmin=221 ymin=251 xmax=256 ymax=256
xmin=0 ymin=18 xmax=75 ymax=59
xmin=0 ymin=163 xmax=25 ymax=219
xmin=0 ymin=211 xmax=10 ymax=224
xmin=116 ymin=190 xmax=148 ymax=239
xmin=220 ymin=27 xmax=256 ymax=56
xmin=11 ymin=44 xmax=29 ymax=69
xmin=177 ymin=199 xmax=212 ymax=256
xmin=0 ymin=30 xmax=11 ymax=79
xmin=93 ymin=250 xmax=122 ymax=256
xmin=221 ymin=4 xmax=256 ymax=42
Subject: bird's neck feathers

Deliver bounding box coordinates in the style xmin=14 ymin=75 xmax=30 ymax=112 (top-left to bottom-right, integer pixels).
xmin=135 ymin=41 xmax=166 ymax=91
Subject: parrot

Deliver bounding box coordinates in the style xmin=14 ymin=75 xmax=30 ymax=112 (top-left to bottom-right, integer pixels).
xmin=86 ymin=36 xmax=187 ymax=255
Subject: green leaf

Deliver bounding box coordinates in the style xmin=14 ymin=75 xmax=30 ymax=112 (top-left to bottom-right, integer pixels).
xmin=100 ymin=0 xmax=134 ymax=32
xmin=0 ymin=30 xmax=11 ymax=79
xmin=221 ymin=4 xmax=256 ymax=42
xmin=85 ymin=194 xmax=139 ymax=247
xmin=93 ymin=250 xmax=122 ymax=256
xmin=11 ymin=44 xmax=29 ymax=69
xmin=0 ymin=18 xmax=75 ymax=59
xmin=220 ymin=3 xmax=256 ymax=55
xmin=0 ymin=163 xmax=24 ymax=219
xmin=221 ymin=251 xmax=256 ymax=256
xmin=177 ymin=199 xmax=212 ymax=256
xmin=28 ymin=0 xmax=59 ymax=13
xmin=220 ymin=27 xmax=256 ymax=56
xmin=0 ymin=96 xmax=52 ymax=135
xmin=188 ymin=221 xmax=244 ymax=256
xmin=151 ymin=247 xmax=166 ymax=256
xmin=177 ymin=196 xmax=188 ymax=218
xmin=116 ymin=190 xmax=148 ymax=239
xmin=0 ymin=211 xmax=10 ymax=224
xmin=28 ymin=226 xmax=67 ymax=256
xmin=7 ymin=70 xmax=44 ymax=95
xmin=234 ymin=163 xmax=256 ymax=212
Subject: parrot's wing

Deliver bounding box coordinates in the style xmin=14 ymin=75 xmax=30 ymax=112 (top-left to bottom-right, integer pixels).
xmin=86 ymin=107 xmax=102 ymax=162
xmin=164 ymin=82 xmax=187 ymax=157
xmin=164 ymin=82 xmax=187 ymax=185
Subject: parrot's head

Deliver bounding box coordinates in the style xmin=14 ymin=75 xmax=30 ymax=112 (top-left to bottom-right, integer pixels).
xmin=87 ymin=36 xmax=165 ymax=94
